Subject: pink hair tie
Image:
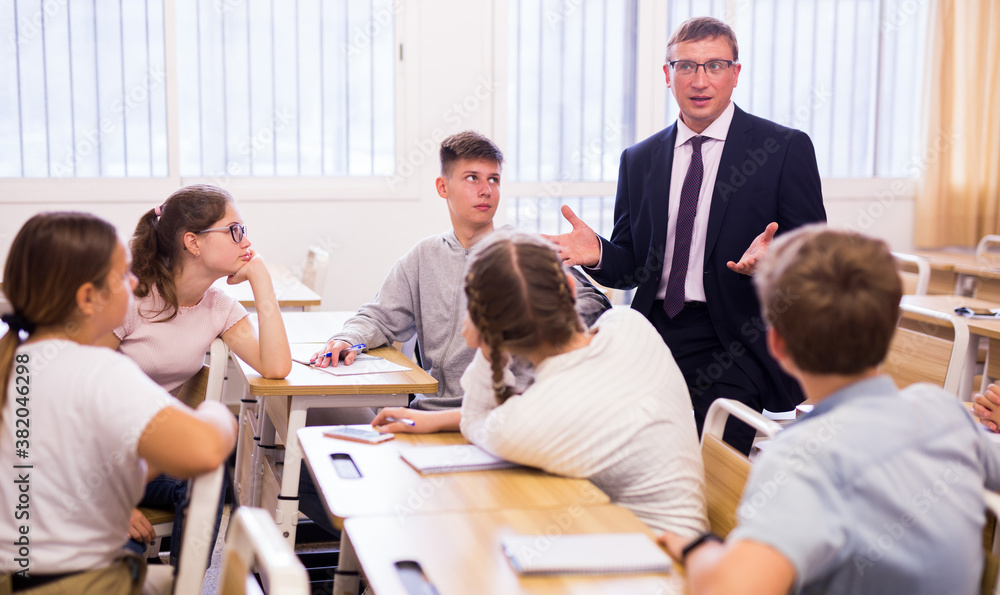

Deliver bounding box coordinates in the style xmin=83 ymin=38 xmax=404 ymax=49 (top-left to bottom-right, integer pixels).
xmin=154 ymin=205 xmax=163 ymax=217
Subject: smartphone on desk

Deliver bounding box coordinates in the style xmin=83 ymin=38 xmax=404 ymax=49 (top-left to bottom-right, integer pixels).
xmin=955 ymin=306 xmax=1000 ymax=317
xmin=324 ymin=425 xmax=395 ymax=444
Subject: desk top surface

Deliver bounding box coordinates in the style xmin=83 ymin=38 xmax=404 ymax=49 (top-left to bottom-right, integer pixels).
xmin=909 ymin=249 xmax=983 ymax=271
xmin=214 ymin=265 xmax=321 ymax=308
xmin=344 ymin=504 xmax=684 ymax=595
xmin=236 ymin=311 xmax=437 ymax=395
xmin=298 ymin=428 xmax=609 ymax=523
xmin=902 ymin=294 xmax=1000 ymax=339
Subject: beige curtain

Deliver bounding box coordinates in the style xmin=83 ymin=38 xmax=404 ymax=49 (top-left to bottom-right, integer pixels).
xmin=915 ymin=0 xmax=1000 ymax=247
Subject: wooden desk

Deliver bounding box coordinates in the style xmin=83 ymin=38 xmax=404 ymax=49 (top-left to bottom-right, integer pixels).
xmin=910 ymin=249 xmax=994 ymax=296
xmin=900 ymin=295 xmax=1000 ymax=397
xmin=230 ymin=313 xmax=437 ymax=547
xmin=298 ymin=428 xmax=611 ymax=595
xmin=297 ymin=429 xmax=608 ymax=524
xmin=345 ymin=505 xmax=684 ymax=595
xmin=214 ymin=264 xmax=322 ymax=310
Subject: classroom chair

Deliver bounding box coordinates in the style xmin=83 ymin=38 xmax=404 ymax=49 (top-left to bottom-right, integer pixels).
xmin=701 ymin=399 xmax=783 ymax=538
xmin=977 ymin=236 xmax=1000 ymax=270
xmin=140 ymin=337 xmax=229 ymax=562
xmin=892 ymin=251 xmax=931 ymax=295
xmin=140 ymin=461 xmax=228 ymax=594
xmin=982 ymin=490 xmax=1000 ymax=595
xmin=300 ymin=245 xmax=329 ymax=313
xmin=881 ymin=303 xmax=971 ymax=397
xmin=220 ymin=507 xmax=310 ymax=595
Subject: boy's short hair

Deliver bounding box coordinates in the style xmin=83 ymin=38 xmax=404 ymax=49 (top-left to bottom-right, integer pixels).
xmin=754 ymin=225 xmax=902 ymax=375
xmin=666 ymin=16 xmax=739 ymax=62
xmin=440 ymin=131 xmax=504 ymax=178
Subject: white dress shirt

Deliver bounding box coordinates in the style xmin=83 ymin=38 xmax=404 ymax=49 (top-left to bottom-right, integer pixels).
xmin=655 ymin=100 xmax=736 ymax=302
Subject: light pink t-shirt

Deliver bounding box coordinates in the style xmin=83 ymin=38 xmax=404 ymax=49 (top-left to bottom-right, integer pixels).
xmin=114 ymin=286 xmax=248 ymax=391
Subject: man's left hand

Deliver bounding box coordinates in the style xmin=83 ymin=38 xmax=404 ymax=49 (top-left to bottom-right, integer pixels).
xmin=727 ymin=222 xmax=778 ymax=275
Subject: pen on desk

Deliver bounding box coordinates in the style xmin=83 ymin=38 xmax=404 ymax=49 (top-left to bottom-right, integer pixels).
xmin=315 ymin=343 xmax=367 ymax=360
xmin=384 ymin=416 xmax=416 ymax=427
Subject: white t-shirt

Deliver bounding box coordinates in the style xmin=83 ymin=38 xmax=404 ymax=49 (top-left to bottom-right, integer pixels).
xmin=0 ymin=340 xmax=176 ymax=574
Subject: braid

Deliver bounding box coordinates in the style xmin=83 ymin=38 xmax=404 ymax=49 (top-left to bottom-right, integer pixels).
xmin=466 ymin=282 xmax=514 ymax=403
xmin=553 ymin=261 xmax=582 ymax=336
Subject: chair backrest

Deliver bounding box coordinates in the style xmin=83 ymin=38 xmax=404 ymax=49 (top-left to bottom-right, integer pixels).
xmin=172 ymin=464 xmax=226 ymax=594
xmin=701 ymin=399 xmax=783 ymax=538
xmin=892 ymin=252 xmax=931 ymax=295
xmin=982 ymin=490 xmax=1000 ymax=595
xmin=977 ymin=236 xmax=1000 ymax=269
xmin=300 ymin=246 xmax=329 ymax=312
xmin=175 ymin=338 xmax=229 ymax=407
xmin=220 ymin=508 xmax=310 ymax=595
xmin=881 ymin=304 xmax=970 ymax=396
xmin=170 ymin=338 xmax=230 ymax=593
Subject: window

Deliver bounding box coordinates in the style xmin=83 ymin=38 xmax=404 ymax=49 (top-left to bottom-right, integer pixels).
xmin=177 ymin=0 xmax=396 ymax=178
xmin=666 ymin=0 xmax=930 ymax=178
xmin=506 ymin=0 xmax=638 ymax=238
xmin=1 ymin=0 xmax=397 ymax=179
xmin=0 ymin=0 xmax=168 ymax=177
xmin=506 ymin=0 xmax=931 ymax=236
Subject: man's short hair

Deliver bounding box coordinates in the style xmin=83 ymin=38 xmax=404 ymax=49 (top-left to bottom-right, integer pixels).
xmin=666 ymin=16 xmax=739 ymax=62
xmin=754 ymin=225 xmax=902 ymax=375
xmin=439 ymin=131 xmax=504 ymax=178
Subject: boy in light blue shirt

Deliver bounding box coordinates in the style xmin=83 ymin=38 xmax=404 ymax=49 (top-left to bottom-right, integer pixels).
xmin=660 ymin=225 xmax=1000 ymax=595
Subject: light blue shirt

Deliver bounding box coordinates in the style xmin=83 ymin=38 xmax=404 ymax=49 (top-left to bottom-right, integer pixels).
xmin=729 ymin=376 xmax=1000 ymax=595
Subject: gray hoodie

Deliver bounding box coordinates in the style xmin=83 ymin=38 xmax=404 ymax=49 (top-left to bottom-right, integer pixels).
xmin=331 ymin=227 xmax=611 ymax=409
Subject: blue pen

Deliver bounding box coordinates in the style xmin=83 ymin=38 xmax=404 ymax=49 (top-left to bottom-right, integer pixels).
xmin=316 ymin=343 xmax=366 ymax=359
xmin=384 ymin=416 xmax=416 ymax=427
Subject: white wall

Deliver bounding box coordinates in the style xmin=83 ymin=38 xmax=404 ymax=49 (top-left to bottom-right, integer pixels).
xmin=0 ymin=0 xmax=917 ymax=312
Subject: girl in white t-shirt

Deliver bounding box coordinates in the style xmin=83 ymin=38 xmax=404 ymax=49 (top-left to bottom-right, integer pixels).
xmin=0 ymin=212 xmax=236 ymax=594
xmin=95 ymin=184 xmax=293 ymax=561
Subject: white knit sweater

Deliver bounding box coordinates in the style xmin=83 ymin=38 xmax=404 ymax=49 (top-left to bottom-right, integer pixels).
xmin=460 ymin=308 xmax=707 ymax=536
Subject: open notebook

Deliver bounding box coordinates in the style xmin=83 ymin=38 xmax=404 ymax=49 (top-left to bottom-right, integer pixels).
xmin=501 ymin=532 xmax=673 ymax=575
xmin=399 ymin=444 xmax=523 ymax=474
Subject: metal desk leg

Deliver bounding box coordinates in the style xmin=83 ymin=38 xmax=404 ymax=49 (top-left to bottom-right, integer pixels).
xmin=333 ymin=532 xmax=361 ymax=595
xmin=273 ymin=401 xmax=308 ymax=546
xmin=253 ymin=397 xmax=277 ymax=508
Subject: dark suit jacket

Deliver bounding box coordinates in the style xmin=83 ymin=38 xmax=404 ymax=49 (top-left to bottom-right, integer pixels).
xmin=587 ymin=105 xmax=826 ymax=412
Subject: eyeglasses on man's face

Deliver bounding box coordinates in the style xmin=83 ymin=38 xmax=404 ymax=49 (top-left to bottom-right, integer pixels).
xmin=668 ymin=60 xmax=737 ymax=77
xmin=196 ymin=223 xmax=247 ymax=243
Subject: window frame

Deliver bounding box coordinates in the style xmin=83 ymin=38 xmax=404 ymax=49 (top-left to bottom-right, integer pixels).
xmin=493 ymin=0 xmax=917 ymax=232
xmin=0 ymin=0 xmax=423 ymax=203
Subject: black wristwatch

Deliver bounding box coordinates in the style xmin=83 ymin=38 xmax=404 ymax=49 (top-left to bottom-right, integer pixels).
xmin=680 ymin=532 xmax=723 ymax=564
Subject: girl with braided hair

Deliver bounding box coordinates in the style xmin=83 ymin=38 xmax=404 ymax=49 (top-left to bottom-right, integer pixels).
xmin=375 ymin=231 xmax=708 ymax=536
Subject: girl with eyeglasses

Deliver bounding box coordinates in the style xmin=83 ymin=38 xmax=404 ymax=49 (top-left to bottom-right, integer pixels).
xmin=98 ymin=183 xmax=292 ymax=564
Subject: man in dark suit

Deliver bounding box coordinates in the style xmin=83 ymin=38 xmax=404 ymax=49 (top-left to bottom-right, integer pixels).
xmin=548 ymin=17 xmax=826 ymax=453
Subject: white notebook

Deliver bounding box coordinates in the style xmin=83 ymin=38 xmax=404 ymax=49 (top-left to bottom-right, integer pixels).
xmin=501 ymin=532 xmax=673 ymax=575
xmin=399 ymin=445 xmax=522 ymax=474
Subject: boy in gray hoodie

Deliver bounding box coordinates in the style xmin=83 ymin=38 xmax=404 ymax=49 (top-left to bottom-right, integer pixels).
xmin=313 ymin=131 xmax=610 ymax=410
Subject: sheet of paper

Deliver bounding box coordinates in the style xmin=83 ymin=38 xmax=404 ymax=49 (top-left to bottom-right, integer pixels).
xmin=291 ymin=345 xmax=410 ymax=376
